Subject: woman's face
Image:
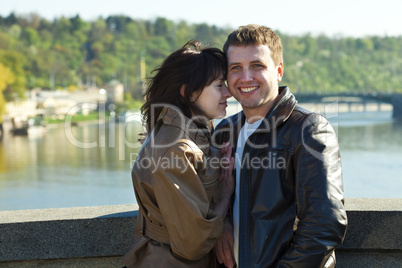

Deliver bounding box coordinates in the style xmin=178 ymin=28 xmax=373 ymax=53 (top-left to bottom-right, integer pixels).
xmin=192 ymin=76 xmax=232 ymax=120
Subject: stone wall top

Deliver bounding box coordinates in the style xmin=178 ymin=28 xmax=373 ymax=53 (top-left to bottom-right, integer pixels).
xmin=344 ymin=198 xmax=402 ymax=211
xmin=0 ymin=199 xmax=401 ymax=263
xmin=0 ymin=204 xmax=138 ymax=224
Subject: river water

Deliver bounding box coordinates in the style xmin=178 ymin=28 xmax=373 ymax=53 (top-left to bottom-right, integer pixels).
xmin=0 ymin=106 xmax=401 ymax=211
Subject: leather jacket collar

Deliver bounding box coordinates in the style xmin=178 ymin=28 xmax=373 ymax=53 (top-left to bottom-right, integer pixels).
xmin=213 ymin=86 xmax=298 ymax=147
xmin=238 ymin=86 xmax=298 ymax=130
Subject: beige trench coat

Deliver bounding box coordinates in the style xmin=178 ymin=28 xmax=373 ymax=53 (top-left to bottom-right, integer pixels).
xmin=121 ymin=107 xmax=224 ymax=268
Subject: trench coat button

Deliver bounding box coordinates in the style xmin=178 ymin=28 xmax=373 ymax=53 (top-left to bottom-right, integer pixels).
xmin=140 ymin=229 xmax=143 ymax=234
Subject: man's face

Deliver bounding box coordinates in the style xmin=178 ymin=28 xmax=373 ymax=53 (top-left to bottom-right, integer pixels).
xmin=226 ymin=44 xmax=283 ymax=116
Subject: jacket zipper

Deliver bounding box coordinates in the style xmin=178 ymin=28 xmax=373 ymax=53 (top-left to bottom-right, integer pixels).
xmin=238 ymin=135 xmax=252 ymax=266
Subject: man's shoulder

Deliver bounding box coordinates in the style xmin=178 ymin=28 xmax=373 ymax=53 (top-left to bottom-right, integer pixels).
xmin=291 ymin=104 xmax=324 ymax=120
xmin=293 ymin=104 xmax=312 ymax=115
xmin=284 ymin=104 xmax=333 ymax=130
xmin=288 ymin=104 xmax=336 ymax=137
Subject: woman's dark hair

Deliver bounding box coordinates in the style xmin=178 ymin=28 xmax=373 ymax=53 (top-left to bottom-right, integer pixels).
xmin=141 ymin=40 xmax=227 ymax=133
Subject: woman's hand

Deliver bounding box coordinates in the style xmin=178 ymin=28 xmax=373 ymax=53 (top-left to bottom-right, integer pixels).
xmin=219 ymin=142 xmax=234 ymax=198
xmin=215 ymin=217 xmax=235 ymax=268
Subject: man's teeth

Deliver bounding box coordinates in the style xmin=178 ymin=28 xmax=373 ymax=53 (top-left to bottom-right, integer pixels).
xmin=240 ymin=87 xmax=257 ymax=93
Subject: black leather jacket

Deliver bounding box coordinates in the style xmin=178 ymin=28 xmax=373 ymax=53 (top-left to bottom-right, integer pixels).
xmin=213 ymin=86 xmax=347 ymax=268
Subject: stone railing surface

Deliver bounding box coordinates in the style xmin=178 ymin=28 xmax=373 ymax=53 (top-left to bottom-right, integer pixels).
xmin=0 ymin=198 xmax=401 ymax=267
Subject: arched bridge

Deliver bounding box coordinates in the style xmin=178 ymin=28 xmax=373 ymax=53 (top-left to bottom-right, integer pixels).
xmin=294 ymin=92 xmax=402 ymax=119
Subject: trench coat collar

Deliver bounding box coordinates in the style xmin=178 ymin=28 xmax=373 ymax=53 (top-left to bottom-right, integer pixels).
xmin=159 ymin=106 xmax=211 ymax=153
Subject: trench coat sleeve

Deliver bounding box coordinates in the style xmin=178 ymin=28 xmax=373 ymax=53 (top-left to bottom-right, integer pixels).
xmin=278 ymin=114 xmax=348 ymax=268
xmin=152 ymin=142 xmax=224 ymax=261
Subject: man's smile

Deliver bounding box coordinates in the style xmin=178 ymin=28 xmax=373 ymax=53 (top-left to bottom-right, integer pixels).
xmin=239 ymin=86 xmax=258 ymax=93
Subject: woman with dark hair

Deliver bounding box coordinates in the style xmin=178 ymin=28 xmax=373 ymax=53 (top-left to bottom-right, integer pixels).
xmin=121 ymin=40 xmax=234 ymax=268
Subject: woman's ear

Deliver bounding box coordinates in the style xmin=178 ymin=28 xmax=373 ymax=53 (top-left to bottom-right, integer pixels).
xmin=182 ymin=84 xmax=198 ymax=102
xmin=180 ymin=84 xmax=187 ymax=98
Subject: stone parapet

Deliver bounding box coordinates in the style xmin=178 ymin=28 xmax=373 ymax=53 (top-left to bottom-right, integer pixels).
xmin=0 ymin=199 xmax=401 ymax=267
xmin=0 ymin=205 xmax=138 ymax=267
xmin=336 ymin=199 xmax=402 ymax=268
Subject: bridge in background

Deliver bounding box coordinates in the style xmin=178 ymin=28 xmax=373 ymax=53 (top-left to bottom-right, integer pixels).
xmin=294 ymin=92 xmax=402 ymax=119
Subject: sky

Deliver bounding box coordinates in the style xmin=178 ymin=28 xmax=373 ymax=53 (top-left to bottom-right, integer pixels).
xmin=1 ymin=0 xmax=401 ymax=37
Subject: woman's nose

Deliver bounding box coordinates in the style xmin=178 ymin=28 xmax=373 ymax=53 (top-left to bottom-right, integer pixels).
xmin=222 ymin=84 xmax=232 ymax=99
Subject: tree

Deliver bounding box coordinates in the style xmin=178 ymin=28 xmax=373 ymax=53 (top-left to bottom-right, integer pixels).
xmin=0 ymin=50 xmax=26 ymax=100
xmin=1 ymin=13 xmax=402 ymax=97
xmin=0 ymin=63 xmax=15 ymax=122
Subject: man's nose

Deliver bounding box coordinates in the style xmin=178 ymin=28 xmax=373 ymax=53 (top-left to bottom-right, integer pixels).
xmin=240 ymin=69 xmax=253 ymax=82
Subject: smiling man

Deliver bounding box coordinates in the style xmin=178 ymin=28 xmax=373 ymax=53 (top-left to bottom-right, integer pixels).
xmin=213 ymin=25 xmax=348 ymax=268
xmin=226 ymin=39 xmax=283 ymax=122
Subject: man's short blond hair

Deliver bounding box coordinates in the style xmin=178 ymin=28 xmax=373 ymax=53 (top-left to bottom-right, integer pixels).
xmin=223 ymin=24 xmax=283 ymax=67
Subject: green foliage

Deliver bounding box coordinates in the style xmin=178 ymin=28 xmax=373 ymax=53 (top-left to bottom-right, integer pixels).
xmin=0 ymin=63 xmax=14 ymax=122
xmin=0 ymin=12 xmax=401 ymax=101
xmin=0 ymin=50 xmax=26 ymax=100
xmin=279 ymin=33 xmax=402 ymax=93
xmin=45 ymin=112 xmax=99 ymax=124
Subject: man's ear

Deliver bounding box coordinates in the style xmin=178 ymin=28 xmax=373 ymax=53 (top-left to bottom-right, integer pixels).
xmin=277 ymin=62 xmax=284 ymax=82
xmin=180 ymin=84 xmax=187 ymax=98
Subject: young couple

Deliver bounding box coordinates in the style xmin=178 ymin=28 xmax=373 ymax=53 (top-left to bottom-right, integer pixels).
xmin=122 ymin=25 xmax=347 ymax=268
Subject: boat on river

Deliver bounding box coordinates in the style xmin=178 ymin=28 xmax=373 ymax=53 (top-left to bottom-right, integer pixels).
xmin=10 ymin=116 xmax=46 ymax=137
